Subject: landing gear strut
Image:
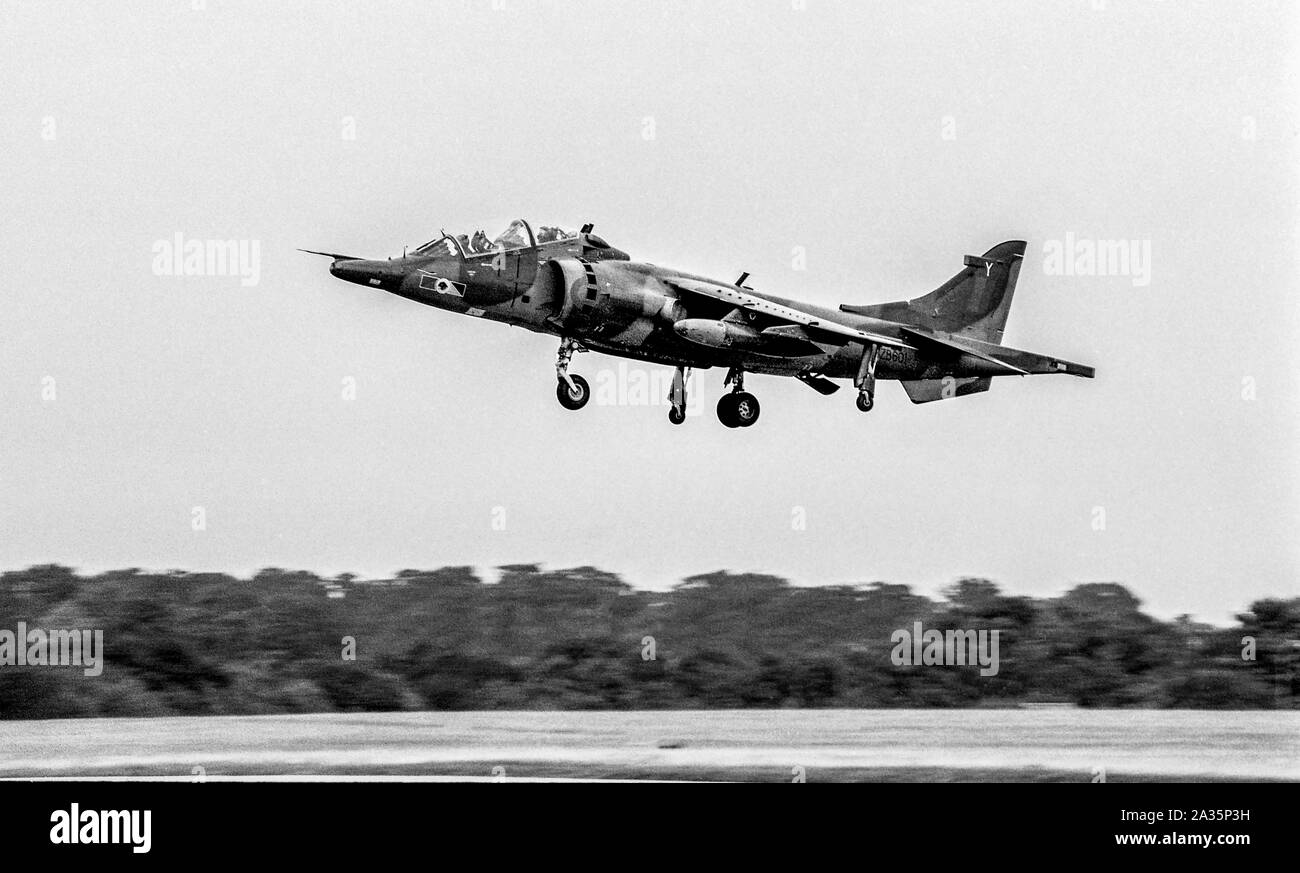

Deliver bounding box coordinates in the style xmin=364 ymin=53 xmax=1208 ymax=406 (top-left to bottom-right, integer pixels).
xmin=854 ymin=344 xmax=880 ymax=413
xmin=717 ymin=367 xmax=760 ymax=428
xmin=555 ymin=338 xmax=590 ymax=410
xmin=668 ymin=365 xmax=689 ymax=425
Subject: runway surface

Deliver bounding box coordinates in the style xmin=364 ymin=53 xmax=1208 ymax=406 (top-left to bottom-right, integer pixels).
xmin=1 ymin=709 xmax=1296 ymax=781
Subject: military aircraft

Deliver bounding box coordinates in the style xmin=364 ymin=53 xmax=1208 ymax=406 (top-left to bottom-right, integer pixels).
xmin=304 ymin=220 xmax=1093 ymax=427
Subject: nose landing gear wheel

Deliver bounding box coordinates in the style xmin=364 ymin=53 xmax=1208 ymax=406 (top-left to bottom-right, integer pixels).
xmin=856 ymin=391 xmax=874 ymax=413
xmin=668 ymin=407 xmax=686 ymax=425
xmin=557 ymin=374 xmax=591 ymax=410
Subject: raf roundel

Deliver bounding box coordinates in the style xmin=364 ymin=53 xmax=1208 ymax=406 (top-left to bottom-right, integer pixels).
xmin=417 ymin=271 xmax=465 ymax=298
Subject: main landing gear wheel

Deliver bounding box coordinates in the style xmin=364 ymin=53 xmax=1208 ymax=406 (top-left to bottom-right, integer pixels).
xmin=734 ymin=392 xmax=760 ymax=426
xmin=856 ymin=391 xmax=874 ymax=413
xmin=717 ymin=391 xmax=760 ymax=428
xmin=557 ymin=374 xmax=590 ymax=410
xmin=717 ymin=395 xmax=739 ymax=428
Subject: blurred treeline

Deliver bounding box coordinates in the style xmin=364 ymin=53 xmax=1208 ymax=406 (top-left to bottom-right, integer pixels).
xmin=0 ymin=564 xmax=1295 ymax=719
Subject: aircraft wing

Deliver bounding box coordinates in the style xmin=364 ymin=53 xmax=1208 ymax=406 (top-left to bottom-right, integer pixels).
xmin=665 ymin=278 xmax=914 ymax=351
xmin=899 ymin=327 xmax=1030 ymax=375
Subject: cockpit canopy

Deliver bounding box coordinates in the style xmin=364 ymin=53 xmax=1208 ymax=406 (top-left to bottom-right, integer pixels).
xmin=413 ymin=219 xmax=579 ymax=258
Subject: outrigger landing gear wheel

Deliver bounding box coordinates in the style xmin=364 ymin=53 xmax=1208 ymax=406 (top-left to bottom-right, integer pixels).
xmin=854 ymin=344 xmax=879 ymax=414
xmin=556 ymin=374 xmax=590 ymax=410
xmin=667 ymin=365 xmax=689 ymax=425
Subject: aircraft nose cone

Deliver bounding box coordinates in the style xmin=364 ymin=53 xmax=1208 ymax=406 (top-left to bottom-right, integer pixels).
xmin=329 ymin=257 xmax=390 ymax=288
xmin=329 ymin=258 xmax=358 ymax=280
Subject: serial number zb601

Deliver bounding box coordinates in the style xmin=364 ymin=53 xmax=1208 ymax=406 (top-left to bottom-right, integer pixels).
xmin=877 ymin=346 xmax=913 ymax=366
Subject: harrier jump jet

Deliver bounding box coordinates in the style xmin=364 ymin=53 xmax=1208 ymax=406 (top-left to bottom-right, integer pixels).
xmin=305 ymin=220 xmax=1093 ymax=427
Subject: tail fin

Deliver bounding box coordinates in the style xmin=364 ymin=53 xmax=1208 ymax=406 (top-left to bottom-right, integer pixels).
xmin=840 ymin=240 xmax=1026 ymax=344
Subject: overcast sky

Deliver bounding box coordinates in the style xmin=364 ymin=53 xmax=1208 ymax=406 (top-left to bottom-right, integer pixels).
xmin=2 ymin=0 xmax=1296 ymax=623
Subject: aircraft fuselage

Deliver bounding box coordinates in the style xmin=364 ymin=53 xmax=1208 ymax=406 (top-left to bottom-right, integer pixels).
xmin=313 ymin=221 xmax=1093 ymax=427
